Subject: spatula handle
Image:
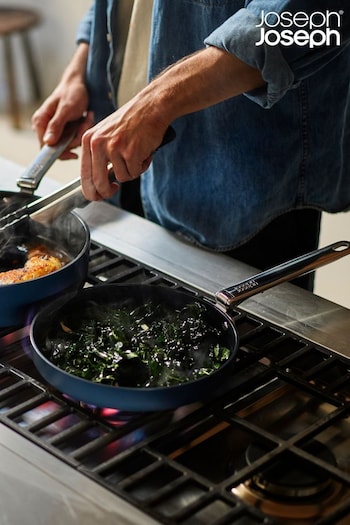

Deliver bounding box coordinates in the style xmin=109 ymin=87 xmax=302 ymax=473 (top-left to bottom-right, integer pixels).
xmin=16 ymin=120 xmax=82 ymax=192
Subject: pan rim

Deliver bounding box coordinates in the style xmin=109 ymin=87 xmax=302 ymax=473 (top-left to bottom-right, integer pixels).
xmin=0 ymin=211 xmax=90 ymax=288
xmin=30 ymin=283 xmax=239 ymax=410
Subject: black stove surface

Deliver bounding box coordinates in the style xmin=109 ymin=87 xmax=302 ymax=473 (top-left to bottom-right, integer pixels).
xmin=1 ymin=241 xmax=350 ymax=525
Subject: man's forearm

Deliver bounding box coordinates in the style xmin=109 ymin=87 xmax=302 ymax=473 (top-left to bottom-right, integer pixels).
xmin=60 ymin=42 xmax=89 ymax=85
xmin=140 ymin=46 xmax=265 ymax=123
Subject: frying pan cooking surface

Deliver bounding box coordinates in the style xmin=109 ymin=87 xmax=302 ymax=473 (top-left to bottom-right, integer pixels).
xmin=30 ymin=284 xmax=238 ymax=412
xmin=0 ymin=200 xmax=90 ymax=326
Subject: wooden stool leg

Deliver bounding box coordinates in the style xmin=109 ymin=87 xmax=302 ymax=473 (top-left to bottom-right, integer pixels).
xmin=3 ymin=34 xmax=21 ymax=129
xmin=20 ymin=30 xmax=42 ymax=101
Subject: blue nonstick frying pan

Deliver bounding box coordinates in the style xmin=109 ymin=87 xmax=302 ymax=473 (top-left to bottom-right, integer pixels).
xmin=30 ymin=241 xmax=350 ymax=412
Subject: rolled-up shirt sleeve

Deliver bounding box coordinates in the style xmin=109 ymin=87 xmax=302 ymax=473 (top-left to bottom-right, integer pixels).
xmin=204 ymin=0 xmax=350 ymax=108
xmin=76 ymin=4 xmax=94 ymax=44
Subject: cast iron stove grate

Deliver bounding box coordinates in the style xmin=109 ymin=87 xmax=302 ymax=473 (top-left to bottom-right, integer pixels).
xmin=1 ymin=241 xmax=350 ymax=524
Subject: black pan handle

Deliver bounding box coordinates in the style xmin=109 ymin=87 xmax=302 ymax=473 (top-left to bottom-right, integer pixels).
xmin=107 ymin=125 xmax=175 ymax=184
xmin=216 ymin=241 xmax=350 ymax=307
xmin=157 ymin=126 xmax=176 ymax=150
xmin=16 ymin=119 xmax=82 ymax=193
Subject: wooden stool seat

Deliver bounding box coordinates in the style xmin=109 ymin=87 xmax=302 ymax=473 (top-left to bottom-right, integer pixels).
xmin=0 ymin=7 xmax=42 ymax=128
xmin=0 ymin=8 xmax=40 ymax=35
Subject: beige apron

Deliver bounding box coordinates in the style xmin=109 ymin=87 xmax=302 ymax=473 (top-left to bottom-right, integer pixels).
xmin=117 ymin=0 xmax=154 ymax=107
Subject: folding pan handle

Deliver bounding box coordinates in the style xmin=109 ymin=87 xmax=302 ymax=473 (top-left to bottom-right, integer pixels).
xmin=216 ymin=241 xmax=350 ymax=307
xmin=16 ymin=119 xmax=82 ymax=193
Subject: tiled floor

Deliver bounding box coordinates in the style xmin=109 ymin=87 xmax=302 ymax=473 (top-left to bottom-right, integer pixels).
xmin=0 ymin=108 xmax=349 ymax=309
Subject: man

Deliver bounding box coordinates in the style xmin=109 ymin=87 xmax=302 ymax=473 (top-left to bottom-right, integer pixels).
xmin=32 ymin=1 xmax=350 ymax=289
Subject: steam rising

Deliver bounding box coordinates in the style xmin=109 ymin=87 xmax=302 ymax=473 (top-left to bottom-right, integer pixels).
xmin=0 ymin=195 xmax=30 ymax=271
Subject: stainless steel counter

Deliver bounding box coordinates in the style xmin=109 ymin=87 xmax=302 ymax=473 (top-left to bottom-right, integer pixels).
xmin=0 ymin=423 xmax=159 ymax=525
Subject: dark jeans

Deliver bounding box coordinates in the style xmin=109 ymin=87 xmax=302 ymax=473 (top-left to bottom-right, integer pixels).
xmin=120 ymin=181 xmax=322 ymax=292
xmin=224 ymin=208 xmax=322 ymax=291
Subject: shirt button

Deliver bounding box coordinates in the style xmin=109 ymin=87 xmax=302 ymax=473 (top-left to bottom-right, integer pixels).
xmin=106 ymin=33 xmax=112 ymax=42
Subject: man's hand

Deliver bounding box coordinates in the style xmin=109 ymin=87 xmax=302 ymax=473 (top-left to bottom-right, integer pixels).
xmin=31 ymin=43 xmax=92 ymax=159
xmin=80 ymin=45 xmax=265 ymax=201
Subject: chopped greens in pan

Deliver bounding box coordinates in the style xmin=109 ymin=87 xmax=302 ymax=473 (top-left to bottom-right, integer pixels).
xmin=44 ymin=300 xmax=231 ymax=387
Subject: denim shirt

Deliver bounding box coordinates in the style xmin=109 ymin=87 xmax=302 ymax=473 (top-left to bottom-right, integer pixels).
xmin=77 ymin=0 xmax=350 ymax=251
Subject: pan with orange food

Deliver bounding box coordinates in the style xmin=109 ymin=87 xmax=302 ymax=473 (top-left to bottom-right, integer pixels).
xmin=0 ymin=125 xmax=176 ymax=327
xmin=0 ymin=123 xmax=90 ymax=327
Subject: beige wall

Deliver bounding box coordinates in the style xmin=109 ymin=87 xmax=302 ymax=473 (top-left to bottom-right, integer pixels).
xmin=315 ymin=213 xmax=350 ymax=309
xmin=0 ymin=0 xmax=90 ymax=105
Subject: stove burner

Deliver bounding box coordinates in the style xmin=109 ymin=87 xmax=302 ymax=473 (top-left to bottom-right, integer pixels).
xmin=247 ymin=440 xmax=336 ymax=499
xmin=63 ymin=396 xmax=141 ymax=426
xmin=91 ymin=406 xmax=146 ymax=425
xmin=232 ymin=440 xmax=344 ymax=522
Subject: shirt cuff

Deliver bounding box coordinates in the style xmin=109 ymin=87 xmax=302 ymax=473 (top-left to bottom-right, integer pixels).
xmin=75 ymin=11 xmax=92 ymax=45
xmin=204 ymin=8 xmax=295 ymax=108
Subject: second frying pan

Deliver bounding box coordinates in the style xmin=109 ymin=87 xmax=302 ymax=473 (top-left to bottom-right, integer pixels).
xmin=30 ymin=241 xmax=350 ymax=411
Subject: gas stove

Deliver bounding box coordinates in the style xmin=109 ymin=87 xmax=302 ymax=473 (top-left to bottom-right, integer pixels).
xmin=1 ymin=158 xmax=350 ymax=525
